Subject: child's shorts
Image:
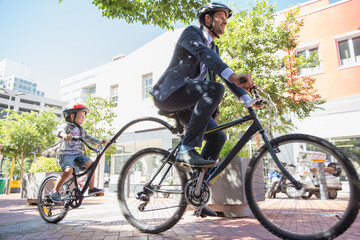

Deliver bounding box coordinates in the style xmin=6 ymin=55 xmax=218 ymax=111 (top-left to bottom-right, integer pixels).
xmin=58 ymin=154 xmax=91 ymax=172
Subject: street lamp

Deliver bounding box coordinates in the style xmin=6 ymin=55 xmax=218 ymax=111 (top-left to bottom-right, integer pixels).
xmin=0 ymin=88 xmax=25 ymax=119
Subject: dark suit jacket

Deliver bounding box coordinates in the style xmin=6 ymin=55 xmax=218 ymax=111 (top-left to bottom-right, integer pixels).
xmin=150 ymin=25 xmax=230 ymax=101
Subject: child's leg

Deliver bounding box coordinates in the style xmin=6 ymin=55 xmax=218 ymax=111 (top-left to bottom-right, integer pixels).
xmin=53 ymin=167 xmax=73 ymax=192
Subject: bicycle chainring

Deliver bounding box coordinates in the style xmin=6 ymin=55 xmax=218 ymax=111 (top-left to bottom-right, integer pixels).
xmin=69 ymin=188 xmax=83 ymax=208
xmin=184 ymin=178 xmax=211 ymax=208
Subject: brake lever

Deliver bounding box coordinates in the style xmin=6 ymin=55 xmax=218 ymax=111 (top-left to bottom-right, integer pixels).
xmin=246 ymin=86 xmax=267 ymax=108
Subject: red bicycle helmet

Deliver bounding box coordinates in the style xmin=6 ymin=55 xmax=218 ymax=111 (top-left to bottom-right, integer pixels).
xmin=63 ymin=104 xmax=90 ymax=122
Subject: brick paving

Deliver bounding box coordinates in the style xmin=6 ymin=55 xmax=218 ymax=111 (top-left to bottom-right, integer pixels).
xmin=0 ymin=192 xmax=359 ymax=240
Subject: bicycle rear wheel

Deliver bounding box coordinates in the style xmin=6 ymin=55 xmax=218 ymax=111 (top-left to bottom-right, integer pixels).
xmin=118 ymin=148 xmax=188 ymax=233
xmin=37 ymin=175 xmax=68 ymax=223
xmin=245 ymin=134 xmax=360 ymax=240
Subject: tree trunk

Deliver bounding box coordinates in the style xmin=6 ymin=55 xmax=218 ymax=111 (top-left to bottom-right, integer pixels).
xmin=20 ymin=150 xmax=24 ymax=182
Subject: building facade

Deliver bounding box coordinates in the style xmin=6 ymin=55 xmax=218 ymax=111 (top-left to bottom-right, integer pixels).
xmin=0 ymin=88 xmax=66 ymax=118
xmin=0 ymin=59 xmax=45 ymax=97
xmin=278 ymin=0 xmax=360 ymax=170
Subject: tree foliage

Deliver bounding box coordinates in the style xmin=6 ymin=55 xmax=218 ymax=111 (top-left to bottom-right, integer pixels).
xmin=91 ymin=0 xmax=208 ymax=30
xmin=217 ymin=0 xmax=325 ymax=135
xmin=0 ymin=109 xmax=60 ymax=180
xmin=59 ymin=0 xmax=208 ymax=30
xmin=83 ymin=95 xmax=117 ymax=158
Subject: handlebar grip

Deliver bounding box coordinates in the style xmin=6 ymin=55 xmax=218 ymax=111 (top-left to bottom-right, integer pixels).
xmin=240 ymin=77 xmax=247 ymax=83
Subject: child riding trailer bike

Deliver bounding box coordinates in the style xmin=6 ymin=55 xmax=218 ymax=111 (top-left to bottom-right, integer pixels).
xmin=38 ymin=104 xmax=108 ymax=223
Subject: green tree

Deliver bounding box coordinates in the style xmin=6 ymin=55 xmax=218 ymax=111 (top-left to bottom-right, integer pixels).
xmin=0 ymin=109 xmax=60 ymax=181
xmin=83 ymin=95 xmax=117 ymax=160
xmin=90 ymin=0 xmax=208 ymax=30
xmin=1 ymin=157 xmax=31 ymax=180
xmin=217 ymin=0 xmax=325 ymax=135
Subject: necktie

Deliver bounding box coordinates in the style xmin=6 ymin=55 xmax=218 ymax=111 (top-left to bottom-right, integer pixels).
xmin=206 ymin=42 xmax=217 ymax=81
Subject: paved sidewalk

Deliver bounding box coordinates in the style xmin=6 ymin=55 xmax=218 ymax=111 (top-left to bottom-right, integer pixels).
xmin=0 ymin=192 xmax=359 ymax=240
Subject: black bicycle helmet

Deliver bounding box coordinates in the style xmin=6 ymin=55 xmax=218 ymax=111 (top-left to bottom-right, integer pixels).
xmin=63 ymin=103 xmax=90 ymax=123
xmin=196 ymin=2 xmax=232 ymax=38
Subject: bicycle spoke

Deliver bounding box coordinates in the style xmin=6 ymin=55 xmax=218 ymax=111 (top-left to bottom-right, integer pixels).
xmin=118 ymin=148 xmax=187 ymax=233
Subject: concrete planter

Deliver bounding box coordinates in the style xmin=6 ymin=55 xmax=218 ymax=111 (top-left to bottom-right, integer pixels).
xmin=21 ymin=172 xmax=60 ymax=204
xmin=208 ymin=157 xmax=265 ymax=218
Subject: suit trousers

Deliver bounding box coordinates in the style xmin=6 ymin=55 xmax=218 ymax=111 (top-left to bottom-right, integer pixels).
xmin=154 ymin=80 xmax=226 ymax=160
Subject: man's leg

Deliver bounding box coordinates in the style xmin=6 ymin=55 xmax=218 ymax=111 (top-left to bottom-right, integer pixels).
xmin=201 ymin=117 xmax=227 ymax=161
xmin=155 ymin=81 xmax=225 ymax=166
xmin=178 ymin=112 xmax=226 ymax=161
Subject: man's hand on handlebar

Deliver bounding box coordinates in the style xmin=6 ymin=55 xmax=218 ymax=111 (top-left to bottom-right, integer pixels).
xmin=229 ymin=73 xmax=254 ymax=91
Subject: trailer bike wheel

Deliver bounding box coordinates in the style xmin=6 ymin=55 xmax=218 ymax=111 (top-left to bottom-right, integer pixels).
xmin=37 ymin=175 xmax=69 ymax=223
xmin=245 ymin=134 xmax=360 ymax=240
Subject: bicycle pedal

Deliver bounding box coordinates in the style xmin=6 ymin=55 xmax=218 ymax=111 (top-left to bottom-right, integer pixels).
xmin=95 ymin=193 xmax=104 ymax=196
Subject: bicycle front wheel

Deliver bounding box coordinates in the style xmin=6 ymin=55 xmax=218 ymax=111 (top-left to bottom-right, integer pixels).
xmin=37 ymin=175 xmax=68 ymax=223
xmin=118 ymin=148 xmax=188 ymax=233
xmin=245 ymin=134 xmax=360 ymax=240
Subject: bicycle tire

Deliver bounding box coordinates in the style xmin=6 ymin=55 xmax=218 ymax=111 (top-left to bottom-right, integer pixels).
xmin=37 ymin=175 xmax=68 ymax=223
xmin=118 ymin=148 xmax=188 ymax=234
xmin=245 ymin=134 xmax=360 ymax=240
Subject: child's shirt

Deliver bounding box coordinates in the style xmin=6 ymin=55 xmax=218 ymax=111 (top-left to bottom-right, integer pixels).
xmin=56 ymin=122 xmax=99 ymax=156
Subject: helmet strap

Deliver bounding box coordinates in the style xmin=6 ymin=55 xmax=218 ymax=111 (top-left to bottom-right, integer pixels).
xmin=204 ymin=23 xmax=219 ymax=39
xmin=203 ymin=16 xmax=219 ymax=39
xmin=71 ymin=112 xmax=81 ymax=128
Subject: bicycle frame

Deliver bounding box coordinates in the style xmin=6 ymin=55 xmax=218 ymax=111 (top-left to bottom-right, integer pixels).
xmin=205 ymin=107 xmax=297 ymax=186
xmin=112 ymin=106 xmax=299 ymax=195
xmin=64 ymin=139 xmax=110 ymax=196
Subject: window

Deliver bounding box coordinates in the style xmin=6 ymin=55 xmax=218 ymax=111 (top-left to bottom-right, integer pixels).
xmin=336 ymin=31 xmax=360 ymax=68
xmin=110 ymin=85 xmax=118 ymax=107
xmin=296 ymin=46 xmax=322 ymax=76
xmin=142 ymin=73 xmax=153 ymax=100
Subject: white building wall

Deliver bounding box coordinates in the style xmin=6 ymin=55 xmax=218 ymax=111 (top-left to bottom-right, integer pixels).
xmin=60 ymin=28 xmax=184 ymax=130
xmin=0 ymin=59 xmax=31 ymax=80
xmin=296 ymin=95 xmax=360 ymax=139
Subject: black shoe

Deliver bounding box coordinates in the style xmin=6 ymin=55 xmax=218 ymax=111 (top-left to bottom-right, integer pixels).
xmin=201 ymin=206 xmax=217 ymax=217
xmin=176 ymin=149 xmax=216 ymax=168
xmin=88 ymin=187 xmax=105 ymax=196
xmin=194 ymin=206 xmax=217 ymax=218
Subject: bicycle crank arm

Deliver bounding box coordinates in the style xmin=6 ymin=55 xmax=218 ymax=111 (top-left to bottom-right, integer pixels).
xmin=195 ymin=169 xmax=206 ymax=196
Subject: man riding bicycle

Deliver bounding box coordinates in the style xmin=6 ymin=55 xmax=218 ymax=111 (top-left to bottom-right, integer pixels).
xmin=150 ymin=2 xmax=254 ymax=169
xmin=150 ymin=2 xmax=254 ymax=216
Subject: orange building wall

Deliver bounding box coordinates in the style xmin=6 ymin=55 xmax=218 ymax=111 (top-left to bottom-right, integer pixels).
xmin=291 ymin=0 xmax=360 ymax=100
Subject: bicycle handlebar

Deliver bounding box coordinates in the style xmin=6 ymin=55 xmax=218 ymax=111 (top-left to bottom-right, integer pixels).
xmin=222 ymin=78 xmax=268 ymax=109
xmin=71 ymin=136 xmax=102 ymax=152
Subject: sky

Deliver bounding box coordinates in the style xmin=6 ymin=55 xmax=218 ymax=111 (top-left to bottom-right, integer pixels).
xmin=0 ymin=0 xmax=310 ymax=100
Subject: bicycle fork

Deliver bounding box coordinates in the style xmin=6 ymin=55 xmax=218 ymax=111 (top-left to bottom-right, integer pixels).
xmin=250 ymin=108 xmax=303 ymax=190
